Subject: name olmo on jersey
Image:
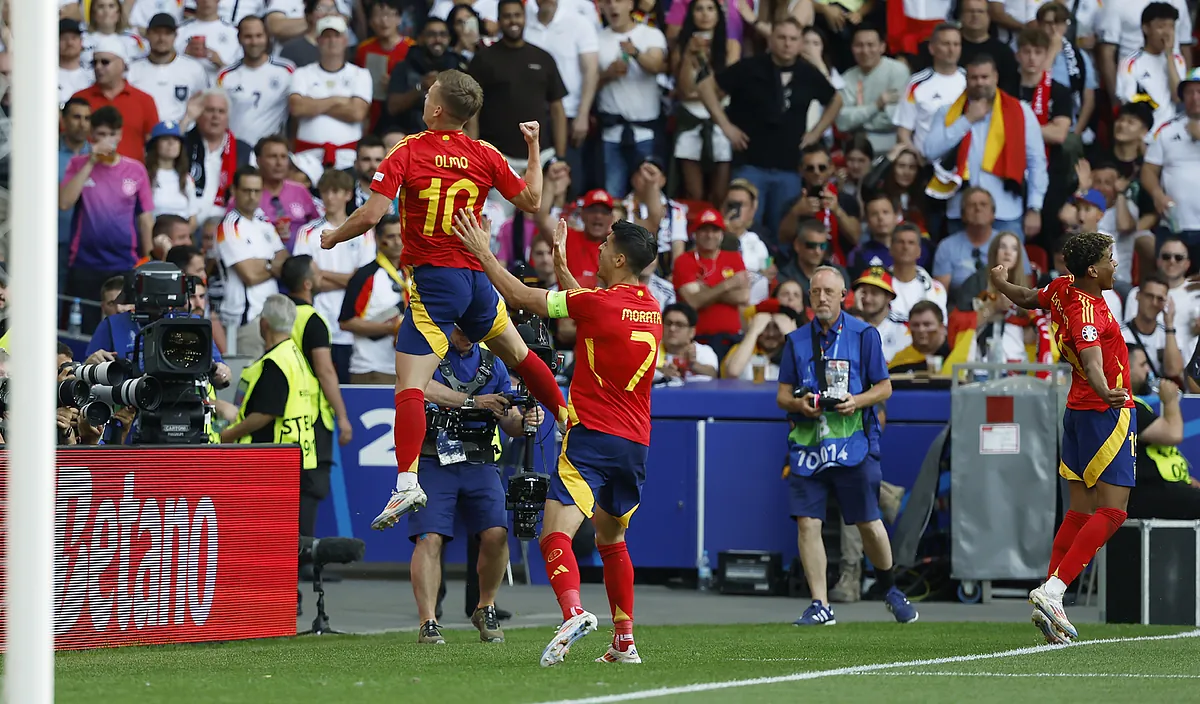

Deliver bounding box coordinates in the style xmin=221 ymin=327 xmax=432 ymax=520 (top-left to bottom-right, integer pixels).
xmin=54 ymin=467 xmax=219 ymax=635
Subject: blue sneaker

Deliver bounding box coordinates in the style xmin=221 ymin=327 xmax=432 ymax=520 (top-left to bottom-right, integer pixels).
xmin=793 ymin=600 xmax=836 ymax=626
xmin=885 ymin=587 xmax=918 ymax=623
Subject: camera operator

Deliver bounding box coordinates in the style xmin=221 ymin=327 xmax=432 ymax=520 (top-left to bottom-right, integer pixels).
xmin=221 ymin=295 xmax=322 ymax=479
xmin=280 ymin=255 xmax=355 ymax=539
xmin=410 ymin=326 xmax=542 ymax=646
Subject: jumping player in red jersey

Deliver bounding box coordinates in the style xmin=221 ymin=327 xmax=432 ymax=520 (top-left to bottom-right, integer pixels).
xmin=990 ymin=231 xmax=1134 ymax=644
xmin=319 ymin=70 xmax=569 ymax=529
xmin=453 ymin=210 xmax=661 ymax=667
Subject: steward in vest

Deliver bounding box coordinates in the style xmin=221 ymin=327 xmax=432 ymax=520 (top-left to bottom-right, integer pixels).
xmin=1126 ymin=354 xmax=1200 ymax=519
xmin=776 ymin=267 xmax=918 ymax=627
xmin=281 ymin=255 xmax=356 ymax=539
xmin=412 ymin=326 xmax=543 ymax=647
xmin=223 ymin=294 xmax=320 ymax=486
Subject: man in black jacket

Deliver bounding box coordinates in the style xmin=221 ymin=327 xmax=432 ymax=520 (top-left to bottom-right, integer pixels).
xmin=184 ymin=90 xmax=253 ymax=225
xmin=383 ymin=17 xmax=465 ymax=136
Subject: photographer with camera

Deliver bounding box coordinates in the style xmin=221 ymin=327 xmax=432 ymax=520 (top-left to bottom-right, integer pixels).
xmin=776 ymin=266 xmax=916 ymax=627
xmin=221 ymin=295 xmax=321 ymax=474
xmin=411 ymin=325 xmax=542 ymax=646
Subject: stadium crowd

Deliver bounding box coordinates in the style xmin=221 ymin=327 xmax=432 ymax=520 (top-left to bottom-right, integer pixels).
xmin=11 ymin=0 xmax=1199 ymax=390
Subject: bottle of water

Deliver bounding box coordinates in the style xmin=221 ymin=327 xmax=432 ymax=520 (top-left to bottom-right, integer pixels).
xmin=697 ymin=550 xmax=713 ymax=592
xmin=68 ymin=298 xmax=83 ymax=335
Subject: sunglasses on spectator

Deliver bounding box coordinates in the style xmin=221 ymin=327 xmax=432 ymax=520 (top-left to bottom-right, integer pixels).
xmin=804 ymin=164 xmax=830 ymax=173
xmin=804 ymin=241 xmax=829 ymax=250
xmin=1161 ymin=253 xmax=1187 ymax=262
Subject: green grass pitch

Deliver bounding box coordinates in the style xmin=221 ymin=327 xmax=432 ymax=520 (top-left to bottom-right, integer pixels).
xmin=45 ymin=622 xmax=1200 ymax=703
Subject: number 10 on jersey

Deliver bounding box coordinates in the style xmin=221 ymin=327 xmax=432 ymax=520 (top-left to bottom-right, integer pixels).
xmin=418 ymin=177 xmax=481 ymax=237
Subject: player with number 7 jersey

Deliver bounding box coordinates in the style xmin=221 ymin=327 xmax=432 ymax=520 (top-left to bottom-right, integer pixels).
xmin=319 ymin=69 xmax=569 ymax=532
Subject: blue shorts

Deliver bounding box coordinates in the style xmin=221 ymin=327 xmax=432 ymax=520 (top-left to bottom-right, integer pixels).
xmin=788 ymin=455 xmax=882 ymax=525
xmin=408 ymin=457 xmax=508 ymax=542
xmin=397 ymin=265 xmax=509 ymax=359
xmin=552 ymin=425 xmax=648 ymax=528
xmin=1060 ymin=407 xmax=1137 ymax=488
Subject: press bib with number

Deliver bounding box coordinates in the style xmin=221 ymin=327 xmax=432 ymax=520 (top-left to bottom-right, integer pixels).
xmin=235 ymin=339 xmax=320 ymax=470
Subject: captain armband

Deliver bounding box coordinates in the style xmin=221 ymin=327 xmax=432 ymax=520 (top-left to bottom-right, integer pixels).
xmin=546 ymin=290 xmax=569 ymax=319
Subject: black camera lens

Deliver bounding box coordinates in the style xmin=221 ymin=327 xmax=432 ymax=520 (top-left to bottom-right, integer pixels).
xmin=58 ymin=378 xmax=90 ymax=408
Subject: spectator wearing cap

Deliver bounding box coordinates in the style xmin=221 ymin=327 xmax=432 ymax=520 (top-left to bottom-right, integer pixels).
xmin=72 ymin=35 xmax=160 ymax=161
xmin=1097 ymin=0 xmax=1193 ymax=98
xmin=128 ymin=13 xmax=210 ymax=126
xmin=623 ymin=155 xmax=689 ymax=273
xmin=384 ymin=17 xmax=461 ymax=137
xmin=845 ymin=193 xmax=930 ymax=281
xmin=835 ymin=25 xmax=911 ymax=154
xmin=1115 ymin=3 xmax=1186 ymax=134
xmin=778 ymin=218 xmax=851 ymax=295
xmin=656 ymin=302 xmax=721 ymax=384
xmin=290 ymin=15 xmax=371 ymax=174
xmin=1036 ymin=3 xmax=1097 ymax=138
xmin=468 ymin=0 xmax=568 ymax=204
xmin=923 ymin=53 xmax=1048 ymax=241
xmin=184 ymin=89 xmax=254 ymax=226
xmin=59 ymin=18 xmax=94 ymax=107
xmin=145 ymin=121 xmax=199 ymax=229
xmin=217 ymin=16 xmax=296 ymax=150
xmin=1143 ymin=69 xmax=1200 ymax=266
xmin=888 ymin=223 xmax=948 ymax=322
xmin=722 ymin=306 xmax=800 ymax=381
xmin=59 ymin=98 xmax=93 ymax=292
xmin=563 ymin=189 xmax=615 ymax=289
xmin=594 ymin=0 xmax=668 ymax=198
xmin=271 ymin=0 xmax=344 ymax=67
xmin=81 ymin=0 xmax=149 ymax=70
xmin=690 ymin=18 xmax=842 ymax=241
xmin=779 ymin=144 xmax=862 ymax=266
xmin=59 ymin=105 xmax=155 ymax=334
xmin=256 ymin=134 xmax=321 ymax=250
xmin=175 ymin=0 xmax=242 ymax=81
xmin=720 ymin=179 xmax=770 ymax=274
xmin=853 ymin=268 xmax=911 ymax=364
xmin=673 ymin=207 xmax=750 ymax=361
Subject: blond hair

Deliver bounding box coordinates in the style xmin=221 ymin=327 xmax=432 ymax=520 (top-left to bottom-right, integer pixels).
xmin=435 ymin=70 xmax=484 ymax=122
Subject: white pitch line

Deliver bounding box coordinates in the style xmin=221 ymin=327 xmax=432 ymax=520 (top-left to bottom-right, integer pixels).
xmin=531 ymin=629 xmax=1200 ymax=704
xmin=858 ymin=672 xmax=1200 ymax=679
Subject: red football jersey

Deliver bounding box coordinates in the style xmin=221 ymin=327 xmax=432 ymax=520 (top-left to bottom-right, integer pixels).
xmin=1037 ymin=276 xmax=1133 ymax=412
xmin=671 ymin=250 xmax=746 ymax=337
xmin=371 ymin=131 xmax=527 ymax=270
xmin=558 ymin=284 xmax=662 ymax=446
xmin=563 ymin=228 xmax=602 ymax=289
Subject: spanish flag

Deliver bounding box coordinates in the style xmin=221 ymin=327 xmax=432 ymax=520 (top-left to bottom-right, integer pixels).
xmin=926 ymin=90 xmax=1028 ymax=200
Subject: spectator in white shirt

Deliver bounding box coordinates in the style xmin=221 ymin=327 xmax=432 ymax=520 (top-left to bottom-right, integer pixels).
xmin=128 ymin=13 xmax=211 ymax=125
xmin=1114 ymin=3 xmax=1186 ymax=133
xmin=721 ymin=307 xmax=801 ymax=381
xmin=853 ymin=268 xmax=912 ymax=364
xmin=622 ymin=155 xmax=689 ymax=272
xmin=1121 ymin=272 xmax=1184 ymax=381
xmin=339 ymin=215 xmax=407 ymax=385
xmin=722 ymin=178 xmax=770 ymax=273
xmin=217 ymin=16 xmax=296 ymax=148
xmin=889 ymin=223 xmax=948 ymax=322
xmin=145 ymin=121 xmax=199 ymax=229
xmin=894 ymin=23 xmax=966 ymax=155
xmin=1125 ymin=238 xmax=1200 ymax=360
xmin=1097 ymin=0 xmax=1193 ymax=97
xmin=129 ymin=0 xmax=186 ymax=30
xmin=185 ymin=0 xmax=266 ymax=25
xmin=175 ymin=0 xmax=243 ymax=81
xmin=289 ymin=15 xmax=372 ymax=177
xmin=184 ymin=89 xmax=255 ymax=225
xmin=292 ymin=169 xmax=378 ymax=382
xmin=81 ymin=0 xmax=150 ymax=70
xmin=1142 ymin=71 xmax=1200 ymax=264
xmin=525 ymin=0 xmax=600 ymax=199
xmin=216 ymin=165 xmax=288 ymax=358
xmin=59 ymin=19 xmax=93 ymax=108
xmin=656 ymin=302 xmax=721 ymax=383
xmin=595 ymin=0 xmax=668 ymax=197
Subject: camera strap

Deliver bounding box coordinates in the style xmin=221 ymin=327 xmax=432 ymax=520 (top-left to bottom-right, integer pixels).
xmin=809 ymin=318 xmax=843 ymax=393
xmin=438 ymin=348 xmax=496 ymax=397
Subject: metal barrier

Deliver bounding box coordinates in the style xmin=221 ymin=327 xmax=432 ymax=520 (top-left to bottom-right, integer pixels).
xmin=949 ymin=363 xmax=1072 ymax=602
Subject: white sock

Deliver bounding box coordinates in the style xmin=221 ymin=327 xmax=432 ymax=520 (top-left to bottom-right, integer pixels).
xmin=395 ymin=472 xmax=417 ymax=491
xmin=1044 ymin=576 xmax=1067 ymax=599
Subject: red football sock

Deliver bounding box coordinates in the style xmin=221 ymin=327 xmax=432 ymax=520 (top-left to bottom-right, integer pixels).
xmin=1053 ymin=507 xmax=1127 ymax=587
xmin=393 ymin=389 xmax=425 ymax=474
xmin=514 ymin=350 xmax=569 ymax=424
xmin=598 ymin=541 xmax=635 ymax=650
xmin=1048 ymin=510 xmax=1092 ymax=578
xmin=540 ymin=532 xmax=584 ymax=620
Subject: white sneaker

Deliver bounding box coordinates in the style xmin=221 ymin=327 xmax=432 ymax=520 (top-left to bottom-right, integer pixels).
xmin=596 ymin=644 xmax=642 ymax=664
xmin=540 ymin=611 xmax=598 ymax=667
xmin=1029 ymin=585 xmax=1077 ymax=639
xmin=370 ymin=484 xmax=427 ymax=530
xmin=1031 ymin=609 xmax=1072 ymax=645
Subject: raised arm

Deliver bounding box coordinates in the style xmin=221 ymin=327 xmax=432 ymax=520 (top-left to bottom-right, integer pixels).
xmin=989 ymin=265 xmax=1041 ymax=310
xmin=552 ymin=219 xmax=582 ymax=291
xmin=452 ymin=209 xmax=551 ymax=318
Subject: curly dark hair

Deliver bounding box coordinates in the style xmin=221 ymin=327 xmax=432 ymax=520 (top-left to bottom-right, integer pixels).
xmin=1062 ymin=231 xmax=1114 ymax=278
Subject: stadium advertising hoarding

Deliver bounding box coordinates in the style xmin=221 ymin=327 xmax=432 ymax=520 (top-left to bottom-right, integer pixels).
xmin=0 ymin=447 xmax=300 ymax=650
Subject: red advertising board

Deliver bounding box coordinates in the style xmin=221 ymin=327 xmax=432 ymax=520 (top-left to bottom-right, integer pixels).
xmin=0 ymin=446 xmax=300 ymax=650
